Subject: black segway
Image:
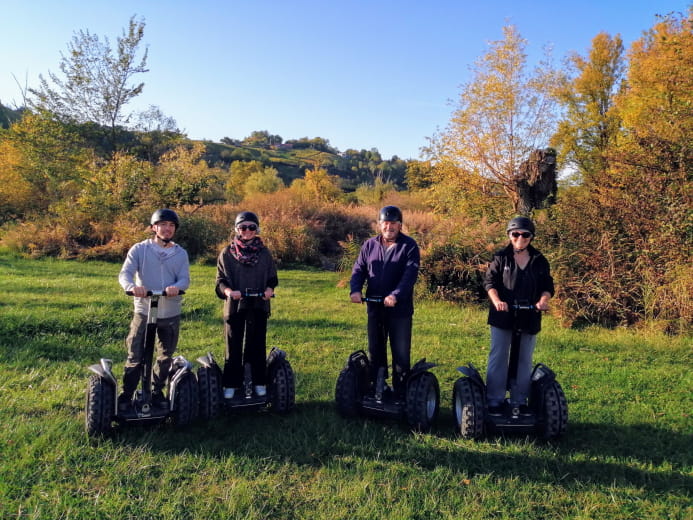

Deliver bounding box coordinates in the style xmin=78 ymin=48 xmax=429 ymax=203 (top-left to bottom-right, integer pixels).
xmin=85 ymin=291 xmax=198 ymax=437
xmin=196 ymin=290 xmax=295 ymax=420
xmin=452 ymin=302 xmax=568 ymax=440
xmin=335 ymin=296 xmax=440 ymax=432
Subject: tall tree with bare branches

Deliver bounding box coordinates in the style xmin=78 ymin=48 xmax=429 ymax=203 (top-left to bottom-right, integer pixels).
xmin=430 ymin=25 xmax=560 ymax=216
xmin=29 ymin=16 xmax=148 ymax=155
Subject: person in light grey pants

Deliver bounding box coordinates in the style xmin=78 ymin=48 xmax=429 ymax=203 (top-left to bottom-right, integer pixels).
xmin=487 ymin=327 xmax=537 ymax=409
xmin=483 ymin=216 xmax=554 ymax=414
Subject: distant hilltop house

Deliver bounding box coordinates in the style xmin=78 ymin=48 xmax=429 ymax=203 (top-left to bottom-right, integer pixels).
xmin=273 ymin=143 xmax=294 ymax=151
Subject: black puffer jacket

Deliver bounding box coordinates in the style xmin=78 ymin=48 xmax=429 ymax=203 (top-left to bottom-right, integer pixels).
xmin=483 ymin=244 xmax=554 ymax=334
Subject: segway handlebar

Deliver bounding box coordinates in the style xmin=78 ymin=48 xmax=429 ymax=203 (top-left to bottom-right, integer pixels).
xmin=511 ymin=303 xmax=545 ymax=312
xmin=125 ymin=290 xmax=186 ymax=297
xmin=240 ymin=289 xmax=274 ymax=298
xmin=361 ymin=296 xmax=384 ymax=304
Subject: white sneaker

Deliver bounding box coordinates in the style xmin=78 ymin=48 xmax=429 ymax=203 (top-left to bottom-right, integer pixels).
xmin=254 ymin=385 xmax=267 ymax=397
xmin=223 ymin=388 xmax=236 ymax=399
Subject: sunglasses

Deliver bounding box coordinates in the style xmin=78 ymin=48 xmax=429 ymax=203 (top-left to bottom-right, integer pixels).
xmin=510 ymin=231 xmax=532 ymax=238
xmin=238 ymin=224 xmax=257 ymax=232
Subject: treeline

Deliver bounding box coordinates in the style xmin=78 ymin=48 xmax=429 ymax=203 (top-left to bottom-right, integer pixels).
xmin=206 ymin=131 xmax=411 ymax=191
xmin=0 ymin=12 xmax=690 ymax=333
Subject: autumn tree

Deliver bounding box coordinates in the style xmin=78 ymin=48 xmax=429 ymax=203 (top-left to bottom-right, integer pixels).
xmin=290 ymin=167 xmax=342 ymax=202
xmin=244 ymin=166 xmax=285 ymax=197
xmin=131 ymin=105 xmax=184 ymax=163
xmin=551 ymin=32 xmax=625 ymax=184
xmin=0 ymin=138 xmax=33 ymax=222
xmin=226 ymin=160 xmax=265 ymax=203
xmin=353 ymin=176 xmax=397 ymax=205
xmin=29 ymin=16 xmax=148 ymax=154
xmin=430 ymin=25 xmax=560 ymax=217
xmin=0 ymin=112 xmax=90 ymax=218
xmin=552 ymin=11 xmax=692 ymax=330
xmin=404 ymin=160 xmax=435 ymax=191
xmin=149 ymin=142 xmax=225 ymax=208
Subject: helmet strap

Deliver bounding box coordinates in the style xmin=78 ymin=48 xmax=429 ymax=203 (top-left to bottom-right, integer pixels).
xmin=153 ymin=230 xmax=172 ymax=245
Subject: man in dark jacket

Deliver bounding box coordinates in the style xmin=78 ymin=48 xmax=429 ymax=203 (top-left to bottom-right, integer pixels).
xmin=350 ymin=206 xmax=420 ymax=397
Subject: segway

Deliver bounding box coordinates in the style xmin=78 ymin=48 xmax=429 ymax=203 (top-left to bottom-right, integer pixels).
xmin=335 ymin=297 xmax=440 ymax=432
xmin=452 ymin=302 xmax=568 ymax=440
xmin=196 ymin=290 xmax=295 ymax=420
xmin=85 ymin=291 xmax=198 ymax=437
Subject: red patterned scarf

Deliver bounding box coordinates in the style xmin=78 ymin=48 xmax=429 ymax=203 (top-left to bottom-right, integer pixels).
xmin=230 ymin=236 xmax=264 ymax=265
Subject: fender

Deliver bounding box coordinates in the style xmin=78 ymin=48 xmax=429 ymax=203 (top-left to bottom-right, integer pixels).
xmin=456 ymin=362 xmax=485 ymax=390
xmin=266 ymin=347 xmax=287 ymax=366
xmin=410 ymin=357 xmax=437 ymax=378
xmin=196 ymin=352 xmax=219 ymax=369
xmin=169 ymin=355 xmax=194 ymax=411
xmin=404 ymin=358 xmax=438 ymax=390
xmin=346 ymin=350 xmax=369 ymax=372
xmin=345 ymin=350 xmax=371 ymax=396
xmin=87 ymin=358 xmax=117 ymax=387
xmin=531 ymin=363 xmax=557 ymax=387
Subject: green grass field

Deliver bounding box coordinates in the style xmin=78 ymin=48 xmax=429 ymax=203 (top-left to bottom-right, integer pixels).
xmin=0 ymin=254 xmax=690 ymax=519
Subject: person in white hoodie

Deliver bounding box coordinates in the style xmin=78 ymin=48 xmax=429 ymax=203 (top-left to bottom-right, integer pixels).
xmin=117 ymin=209 xmax=190 ymax=412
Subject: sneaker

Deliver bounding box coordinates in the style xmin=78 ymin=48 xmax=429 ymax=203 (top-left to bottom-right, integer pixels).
xmin=223 ymin=387 xmax=236 ymax=399
xmin=254 ymin=385 xmax=267 ymax=397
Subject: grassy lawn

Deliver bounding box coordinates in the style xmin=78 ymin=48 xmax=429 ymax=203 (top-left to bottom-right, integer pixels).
xmin=0 ymin=254 xmax=690 ymax=519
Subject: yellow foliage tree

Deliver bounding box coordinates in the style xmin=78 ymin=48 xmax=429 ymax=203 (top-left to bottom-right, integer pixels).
xmin=551 ymin=11 xmax=692 ymax=330
xmin=290 ymin=167 xmax=342 ymax=203
xmin=0 ymin=139 xmax=33 ymax=222
xmin=430 ymin=25 xmax=560 ymax=217
xmin=551 ymin=32 xmax=625 ymax=184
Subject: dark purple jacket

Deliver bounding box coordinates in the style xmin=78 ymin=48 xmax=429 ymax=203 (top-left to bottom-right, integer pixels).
xmin=350 ymin=232 xmax=420 ymax=316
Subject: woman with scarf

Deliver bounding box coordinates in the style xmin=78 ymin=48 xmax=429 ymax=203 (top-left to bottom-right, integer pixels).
xmin=215 ymin=211 xmax=278 ymax=399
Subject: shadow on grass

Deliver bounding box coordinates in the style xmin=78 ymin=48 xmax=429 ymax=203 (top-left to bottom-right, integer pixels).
xmin=108 ymin=400 xmax=691 ymax=495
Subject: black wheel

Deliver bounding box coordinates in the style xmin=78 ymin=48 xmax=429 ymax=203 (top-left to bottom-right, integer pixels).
xmin=405 ymin=371 xmax=440 ymax=432
xmin=335 ymin=366 xmax=362 ymax=418
xmin=540 ymin=380 xmax=568 ymax=440
xmin=268 ymin=358 xmax=295 ymax=413
xmin=197 ymin=364 xmax=223 ymax=421
xmin=172 ymin=371 xmax=198 ymax=427
xmin=452 ymin=377 xmax=485 ymax=439
xmin=85 ymin=375 xmax=114 ymax=437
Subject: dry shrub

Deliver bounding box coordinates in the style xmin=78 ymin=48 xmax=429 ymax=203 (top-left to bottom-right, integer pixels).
xmin=643 ymin=262 xmax=693 ymax=334
xmin=192 ymin=191 xmax=373 ymax=267
xmin=382 ymin=190 xmax=431 ymax=212
xmin=418 ymin=216 xmax=505 ymax=303
xmin=263 ymin=222 xmax=321 ymax=266
xmin=1 ymin=221 xmax=78 ymax=259
xmin=175 ymin=214 xmax=228 ymax=264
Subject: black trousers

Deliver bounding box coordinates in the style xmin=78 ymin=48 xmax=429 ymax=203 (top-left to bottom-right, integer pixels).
xmin=223 ymin=308 xmax=268 ymax=388
xmin=367 ymin=309 xmax=412 ymax=395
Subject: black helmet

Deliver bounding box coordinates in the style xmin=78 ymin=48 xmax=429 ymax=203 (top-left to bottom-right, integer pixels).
xmin=506 ymin=216 xmax=535 ymax=235
xmin=379 ymin=205 xmax=403 ymax=223
xmin=150 ymin=208 xmax=180 ymax=228
xmin=235 ymin=211 xmax=260 ymax=226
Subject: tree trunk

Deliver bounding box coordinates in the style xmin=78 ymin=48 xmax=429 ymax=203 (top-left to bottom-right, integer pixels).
xmin=514 ymin=148 xmax=557 ymax=215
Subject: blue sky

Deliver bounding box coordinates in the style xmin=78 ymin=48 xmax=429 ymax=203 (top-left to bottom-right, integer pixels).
xmin=1 ymin=1 xmax=689 ymax=160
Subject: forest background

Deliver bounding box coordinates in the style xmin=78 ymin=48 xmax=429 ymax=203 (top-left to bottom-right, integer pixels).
xmin=0 ymin=11 xmax=690 ymax=334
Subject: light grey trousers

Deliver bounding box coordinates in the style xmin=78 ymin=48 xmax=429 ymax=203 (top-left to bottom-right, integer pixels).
xmin=486 ymin=326 xmax=537 ymax=407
